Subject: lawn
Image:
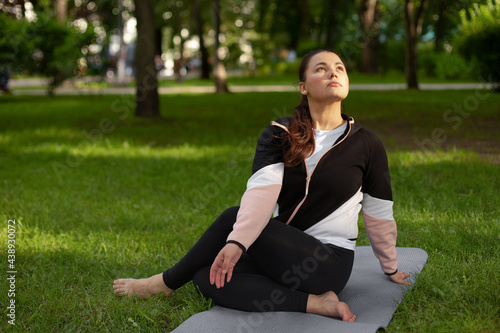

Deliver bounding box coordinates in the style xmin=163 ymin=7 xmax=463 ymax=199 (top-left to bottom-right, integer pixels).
xmin=0 ymin=90 xmax=499 ymax=332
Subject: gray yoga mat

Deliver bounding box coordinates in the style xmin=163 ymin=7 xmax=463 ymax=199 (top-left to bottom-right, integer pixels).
xmin=171 ymin=246 xmax=428 ymax=333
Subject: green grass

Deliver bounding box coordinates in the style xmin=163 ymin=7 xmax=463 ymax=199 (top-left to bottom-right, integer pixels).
xmin=0 ymin=91 xmax=499 ymax=332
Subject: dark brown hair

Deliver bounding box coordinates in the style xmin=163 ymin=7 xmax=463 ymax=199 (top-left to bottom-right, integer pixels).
xmin=283 ymin=49 xmax=340 ymax=167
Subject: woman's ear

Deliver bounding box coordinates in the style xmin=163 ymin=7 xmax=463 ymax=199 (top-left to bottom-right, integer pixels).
xmin=298 ymin=82 xmax=307 ymax=95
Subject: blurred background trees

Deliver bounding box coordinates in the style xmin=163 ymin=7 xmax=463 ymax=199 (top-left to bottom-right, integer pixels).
xmin=0 ymin=0 xmax=497 ymax=107
xmin=0 ymin=3 xmax=95 ymax=95
xmin=455 ymin=0 xmax=500 ymax=91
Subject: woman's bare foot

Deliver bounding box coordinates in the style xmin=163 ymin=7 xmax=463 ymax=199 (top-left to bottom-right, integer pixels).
xmin=113 ymin=273 xmax=173 ymax=299
xmin=307 ymin=291 xmax=356 ymax=322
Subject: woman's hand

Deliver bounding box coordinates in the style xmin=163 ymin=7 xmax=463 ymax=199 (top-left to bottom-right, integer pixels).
xmin=209 ymin=243 xmax=244 ymax=289
xmin=389 ymin=270 xmax=410 ymax=285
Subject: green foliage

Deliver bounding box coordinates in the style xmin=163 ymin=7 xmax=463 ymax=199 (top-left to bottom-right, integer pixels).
xmin=0 ymin=13 xmax=95 ymax=95
xmin=420 ymin=49 xmax=473 ymax=80
xmin=0 ymin=14 xmax=29 ymax=71
xmin=455 ymin=0 xmax=500 ymax=90
xmin=378 ymin=40 xmax=406 ymax=72
xmin=272 ymin=60 xmax=300 ymax=76
xmin=423 ymin=0 xmax=490 ymax=49
xmin=24 ymin=14 xmax=95 ymax=94
xmin=434 ymin=52 xmax=473 ymax=80
xmin=418 ymin=48 xmax=437 ymax=76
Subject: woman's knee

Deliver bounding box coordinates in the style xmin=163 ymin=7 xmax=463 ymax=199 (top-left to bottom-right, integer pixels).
xmin=211 ymin=206 xmax=239 ymax=230
xmin=192 ymin=266 xmax=211 ymax=296
xmin=220 ymin=206 xmax=239 ymax=219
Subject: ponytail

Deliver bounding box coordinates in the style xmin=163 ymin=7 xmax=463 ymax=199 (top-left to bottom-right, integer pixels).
xmin=282 ymin=95 xmax=315 ymax=167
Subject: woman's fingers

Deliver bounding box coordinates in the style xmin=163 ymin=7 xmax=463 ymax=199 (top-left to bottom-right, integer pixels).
xmin=209 ymin=244 xmax=244 ymax=288
xmin=216 ymin=266 xmax=224 ymax=288
xmin=390 ymin=270 xmax=410 ymax=285
xmin=221 ymin=253 xmax=232 ymax=285
xmin=211 ymin=258 xmax=228 ymax=288
xmin=209 ymin=255 xmax=223 ymax=286
xmin=209 ymin=263 xmax=215 ymax=285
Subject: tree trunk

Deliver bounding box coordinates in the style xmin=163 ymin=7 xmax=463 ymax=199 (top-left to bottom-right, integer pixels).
xmin=324 ymin=0 xmax=336 ymax=50
xmin=257 ymin=0 xmax=271 ymax=31
xmin=193 ymin=0 xmax=210 ymax=79
xmin=19 ymin=0 xmax=26 ymax=17
xmin=155 ymin=28 xmax=163 ymax=58
xmin=134 ymin=0 xmax=160 ymax=117
xmin=56 ymin=0 xmax=67 ymax=22
xmin=173 ymin=6 xmax=185 ymax=83
xmin=358 ymin=0 xmax=380 ymax=73
xmin=434 ymin=0 xmax=447 ymax=52
xmin=174 ymin=38 xmax=185 ymax=83
xmin=199 ymin=33 xmax=210 ymax=80
xmin=212 ymin=0 xmax=229 ymax=93
xmin=404 ymin=0 xmax=429 ymax=90
xmin=116 ymin=0 xmax=127 ymax=85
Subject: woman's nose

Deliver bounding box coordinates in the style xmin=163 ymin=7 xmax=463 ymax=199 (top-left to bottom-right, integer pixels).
xmin=328 ymin=69 xmax=336 ymax=79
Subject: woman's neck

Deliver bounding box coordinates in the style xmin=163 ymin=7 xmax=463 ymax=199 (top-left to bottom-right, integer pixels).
xmin=308 ymin=101 xmax=344 ymax=131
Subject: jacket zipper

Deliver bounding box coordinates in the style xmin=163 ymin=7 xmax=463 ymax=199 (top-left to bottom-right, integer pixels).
xmin=285 ymin=120 xmax=353 ymax=225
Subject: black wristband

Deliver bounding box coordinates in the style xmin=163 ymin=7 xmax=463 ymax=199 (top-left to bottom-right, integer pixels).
xmin=385 ymin=269 xmax=398 ymax=276
xmin=226 ymin=240 xmax=247 ymax=252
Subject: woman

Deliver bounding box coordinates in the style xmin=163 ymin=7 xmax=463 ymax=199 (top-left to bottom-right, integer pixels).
xmin=113 ymin=50 xmax=410 ymax=322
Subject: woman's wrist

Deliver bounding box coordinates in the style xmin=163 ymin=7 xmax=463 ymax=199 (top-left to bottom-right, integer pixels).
xmin=385 ymin=269 xmax=398 ymax=276
xmin=226 ymin=240 xmax=247 ymax=252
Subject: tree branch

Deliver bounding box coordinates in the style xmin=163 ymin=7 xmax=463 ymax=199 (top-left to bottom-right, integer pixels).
xmin=415 ymin=0 xmax=430 ymax=37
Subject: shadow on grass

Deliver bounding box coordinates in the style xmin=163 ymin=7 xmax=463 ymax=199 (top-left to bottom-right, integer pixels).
xmin=4 ymin=241 xmax=208 ymax=332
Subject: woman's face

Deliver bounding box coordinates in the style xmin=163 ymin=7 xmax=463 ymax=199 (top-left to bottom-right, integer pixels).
xmin=299 ymin=52 xmax=349 ymax=103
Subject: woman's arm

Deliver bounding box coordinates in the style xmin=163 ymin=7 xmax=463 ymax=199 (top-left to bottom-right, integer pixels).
xmin=225 ymin=171 xmax=283 ymax=250
xmin=361 ymin=129 xmax=408 ymax=284
xmin=210 ymin=122 xmax=286 ymax=287
xmin=225 ymin=122 xmax=286 ymax=250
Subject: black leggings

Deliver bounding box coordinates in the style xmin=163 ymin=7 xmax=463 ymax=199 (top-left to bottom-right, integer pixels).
xmin=163 ymin=206 xmax=354 ymax=313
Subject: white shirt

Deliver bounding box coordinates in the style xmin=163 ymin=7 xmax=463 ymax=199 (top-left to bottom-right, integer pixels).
xmin=306 ymin=122 xmax=347 ymax=172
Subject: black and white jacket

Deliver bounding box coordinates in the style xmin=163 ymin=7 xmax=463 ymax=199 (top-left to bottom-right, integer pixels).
xmin=227 ymin=114 xmax=399 ymax=275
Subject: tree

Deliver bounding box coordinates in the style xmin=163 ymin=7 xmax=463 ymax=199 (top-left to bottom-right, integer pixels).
xmin=11 ymin=13 xmax=94 ymax=95
xmin=115 ymin=0 xmax=127 ymax=85
xmin=134 ymin=0 xmax=160 ymax=117
xmin=323 ymin=0 xmax=338 ymax=50
xmin=152 ymin=1 xmax=192 ymax=83
xmin=404 ymin=0 xmax=429 ymax=89
xmin=192 ymin=0 xmax=210 ymax=79
xmin=212 ymin=0 xmax=229 ymax=93
xmin=455 ymin=0 xmax=500 ymax=91
xmin=314 ymin=0 xmax=357 ymax=54
xmin=358 ymin=0 xmax=380 ymax=73
xmin=433 ymin=0 xmax=448 ymax=52
xmin=265 ymin=0 xmax=310 ymax=51
xmin=56 ymin=0 xmax=67 ymax=22
xmin=424 ymin=0 xmax=489 ymax=52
